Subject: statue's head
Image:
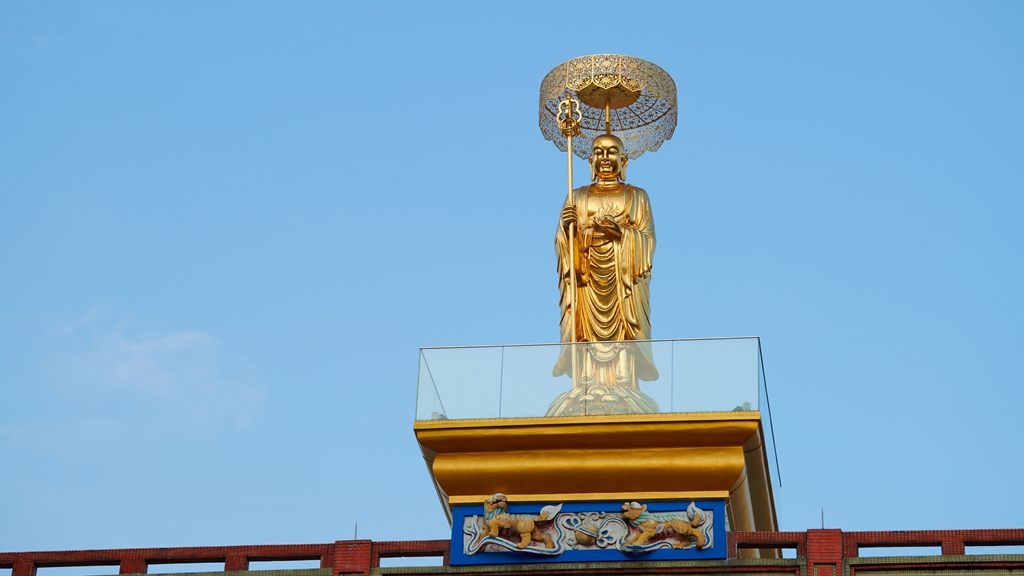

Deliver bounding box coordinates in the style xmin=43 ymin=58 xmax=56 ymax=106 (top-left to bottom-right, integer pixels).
xmin=590 ymin=133 xmax=628 ymax=182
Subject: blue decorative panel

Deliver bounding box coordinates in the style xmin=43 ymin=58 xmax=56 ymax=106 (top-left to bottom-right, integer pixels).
xmin=449 ymin=497 xmax=727 ymax=565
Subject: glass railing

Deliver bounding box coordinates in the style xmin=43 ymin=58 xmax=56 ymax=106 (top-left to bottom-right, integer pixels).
xmin=416 ymin=336 xmax=781 ymax=489
xmin=416 ymin=337 xmax=764 ymax=421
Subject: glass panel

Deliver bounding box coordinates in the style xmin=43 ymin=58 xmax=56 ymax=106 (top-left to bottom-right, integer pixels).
xmin=497 ymin=343 xmax=564 ymax=418
xmin=417 ymin=338 xmax=763 ymax=421
xmin=639 ymin=340 xmax=673 ymax=413
xmin=671 ymin=338 xmax=760 ymax=413
xmin=416 ymin=351 xmax=447 ymax=420
xmin=417 ymin=346 xmax=502 ymax=420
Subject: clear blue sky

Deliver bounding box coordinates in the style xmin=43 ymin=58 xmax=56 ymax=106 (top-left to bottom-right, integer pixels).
xmin=1 ymin=0 xmax=1022 ymax=557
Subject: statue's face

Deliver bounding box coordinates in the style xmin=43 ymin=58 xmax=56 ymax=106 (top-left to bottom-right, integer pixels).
xmin=591 ymin=135 xmax=626 ymax=180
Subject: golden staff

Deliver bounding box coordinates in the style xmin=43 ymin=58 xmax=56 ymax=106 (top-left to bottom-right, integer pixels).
xmin=556 ymin=93 xmax=582 ymax=379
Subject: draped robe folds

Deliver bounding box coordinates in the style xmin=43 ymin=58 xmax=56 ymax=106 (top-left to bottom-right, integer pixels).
xmin=549 ymin=183 xmax=659 ymax=416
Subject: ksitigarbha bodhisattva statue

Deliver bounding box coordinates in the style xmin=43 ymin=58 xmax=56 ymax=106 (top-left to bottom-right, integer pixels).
xmin=538 ymin=55 xmax=678 ymax=417
xmin=546 ymin=133 xmax=660 ymax=416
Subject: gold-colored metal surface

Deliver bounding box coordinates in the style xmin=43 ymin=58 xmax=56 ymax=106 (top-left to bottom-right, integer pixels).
xmin=543 ymin=56 xmax=674 ymax=416
xmin=415 ymin=412 xmax=763 ymax=450
xmin=551 ymin=135 xmax=656 ymax=416
xmin=413 ymin=412 xmax=777 ymax=537
xmin=556 ymin=95 xmax=583 ymax=139
xmin=539 ymin=54 xmax=677 ymax=160
xmin=578 ymin=84 xmax=641 ymax=111
xmin=432 ymin=446 xmax=746 ymax=495
xmin=556 ymin=94 xmax=583 ymax=385
xmin=447 ymin=491 xmax=730 ymax=506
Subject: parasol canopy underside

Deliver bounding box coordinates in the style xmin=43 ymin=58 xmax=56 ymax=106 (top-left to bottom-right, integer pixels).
xmin=539 ymin=54 xmax=677 ymax=160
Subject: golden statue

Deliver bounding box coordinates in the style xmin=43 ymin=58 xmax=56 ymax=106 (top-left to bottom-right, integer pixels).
xmin=547 ymin=133 xmax=659 ymax=416
xmin=538 ymin=55 xmax=677 ymax=417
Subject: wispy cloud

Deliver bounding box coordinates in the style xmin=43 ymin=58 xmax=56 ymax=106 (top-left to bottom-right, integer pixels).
xmin=1 ymin=311 xmax=265 ymax=458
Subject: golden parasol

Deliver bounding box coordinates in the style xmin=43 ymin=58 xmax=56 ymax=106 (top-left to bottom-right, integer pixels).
xmin=539 ymin=54 xmax=678 ymax=160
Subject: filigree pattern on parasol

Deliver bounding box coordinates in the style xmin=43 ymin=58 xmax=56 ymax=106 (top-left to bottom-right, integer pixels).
xmin=539 ymin=54 xmax=677 ymax=160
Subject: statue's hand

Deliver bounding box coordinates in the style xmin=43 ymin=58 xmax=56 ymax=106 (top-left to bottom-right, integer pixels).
xmin=595 ymin=217 xmax=622 ymax=240
xmin=560 ymin=205 xmax=577 ymax=230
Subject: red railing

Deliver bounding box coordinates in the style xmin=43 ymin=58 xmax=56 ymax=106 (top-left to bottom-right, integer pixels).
xmin=840 ymin=529 xmax=1024 ymax=557
xmin=728 ymin=531 xmax=808 ymax=557
xmin=3 ymin=530 xmax=1023 ymax=576
xmin=0 ymin=541 xmax=449 ymax=576
xmin=728 ymin=529 xmax=1024 ymax=558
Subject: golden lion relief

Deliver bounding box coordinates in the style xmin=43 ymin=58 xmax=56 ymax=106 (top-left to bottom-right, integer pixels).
xmin=475 ymin=493 xmax=563 ymax=549
xmin=621 ymin=501 xmax=707 ymax=550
